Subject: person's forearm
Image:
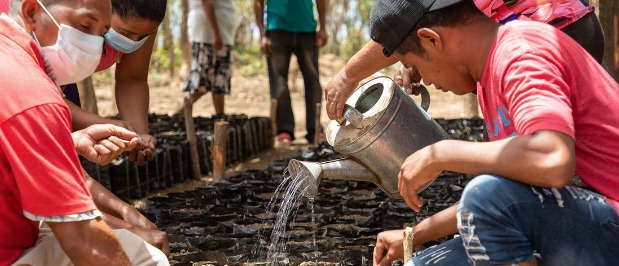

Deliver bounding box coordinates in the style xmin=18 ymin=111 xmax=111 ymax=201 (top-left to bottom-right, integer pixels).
xmin=66 ymin=99 xmax=110 ymax=131
xmin=202 ymin=0 xmax=220 ymax=38
xmin=101 ymin=212 xmax=134 ymax=229
xmin=343 ymin=40 xmax=398 ymax=83
xmin=85 ymin=173 xmax=133 ymax=220
xmin=413 ymin=203 xmax=458 ymax=248
xmin=316 ymin=0 xmax=326 ymax=31
xmin=253 ymin=0 xmax=265 ymax=36
xmin=434 ymin=131 xmax=575 ymax=188
xmin=48 ymin=218 xmax=131 ymax=265
xmin=115 ymin=81 xmax=150 ymax=135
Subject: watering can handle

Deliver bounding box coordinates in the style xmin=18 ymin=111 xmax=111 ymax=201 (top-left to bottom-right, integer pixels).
xmin=417 ymin=85 xmax=431 ymax=111
xmin=336 ymin=104 xmax=364 ymax=129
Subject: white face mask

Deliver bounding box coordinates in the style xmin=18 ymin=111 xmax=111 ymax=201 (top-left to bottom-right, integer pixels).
xmin=32 ymin=0 xmax=103 ymax=85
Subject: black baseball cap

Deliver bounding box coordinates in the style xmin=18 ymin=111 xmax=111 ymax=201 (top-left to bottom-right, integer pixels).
xmin=370 ymin=0 xmax=464 ymax=57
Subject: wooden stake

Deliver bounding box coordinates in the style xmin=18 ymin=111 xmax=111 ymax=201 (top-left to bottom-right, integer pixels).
xmin=403 ymin=227 xmax=414 ymax=263
xmin=213 ymin=121 xmax=229 ymax=182
xmin=183 ymin=95 xmax=201 ymax=180
xmin=314 ymin=103 xmax=322 ymax=147
xmin=270 ymin=99 xmax=278 ymax=147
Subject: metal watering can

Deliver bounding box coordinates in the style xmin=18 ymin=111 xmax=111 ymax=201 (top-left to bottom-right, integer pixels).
xmin=288 ymin=76 xmax=449 ymax=199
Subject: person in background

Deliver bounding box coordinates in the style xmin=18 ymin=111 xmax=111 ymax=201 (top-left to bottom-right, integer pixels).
xmin=63 ymin=0 xmax=166 ymax=165
xmin=254 ymin=0 xmax=328 ymax=146
xmin=366 ymin=0 xmax=619 ymax=264
xmin=169 ymin=0 xmax=236 ymax=117
xmin=324 ymin=0 xmax=604 ymax=121
xmin=1 ymin=0 xmax=168 ymax=264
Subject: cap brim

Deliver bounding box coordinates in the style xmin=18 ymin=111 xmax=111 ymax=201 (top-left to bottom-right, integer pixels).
xmin=429 ymin=0 xmax=464 ymax=11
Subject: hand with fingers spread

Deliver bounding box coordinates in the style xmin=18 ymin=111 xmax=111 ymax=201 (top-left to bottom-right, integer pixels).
xmin=128 ymin=134 xmax=157 ymax=166
xmin=325 ymin=69 xmax=359 ymax=120
xmin=394 ymin=65 xmax=423 ymax=95
xmin=373 ymin=230 xmax=405 ymax=266
xmin=73 ymin=124 xmax=139 ymax=165
xmin=398 ymin=144 xmax=444 ymax=212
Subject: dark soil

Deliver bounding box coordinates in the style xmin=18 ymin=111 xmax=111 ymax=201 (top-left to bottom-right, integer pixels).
xmin=138 ymin=118 xmax=486 ymax=265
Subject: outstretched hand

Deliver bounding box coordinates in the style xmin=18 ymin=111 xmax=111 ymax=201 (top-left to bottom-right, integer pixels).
xmin=73 ymin=124 xmax=139 ymax=165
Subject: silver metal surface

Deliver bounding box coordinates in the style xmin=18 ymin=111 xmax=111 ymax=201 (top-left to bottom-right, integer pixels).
xmin=419 ymin=85 xmax=430 ymax=111
xmin=288 ymin=158 xmax=375 ymax=198
xmin=337 ymin=105 xmax=364 ymax=129
xmin=328 ymin=77 xmax=449 ymax=199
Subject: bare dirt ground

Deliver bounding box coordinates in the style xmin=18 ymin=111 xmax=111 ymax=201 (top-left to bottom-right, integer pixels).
xmin=91 ymin=53 xmax=479 ymax=203
xmin=93 ymin=53 xmax=477 ymax=137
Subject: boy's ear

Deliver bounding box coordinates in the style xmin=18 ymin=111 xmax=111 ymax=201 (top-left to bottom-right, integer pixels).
xmin=417 ymin=28 xmax=443 ymax=52
xmin=20 ymin=0 xmax=42 ymax=32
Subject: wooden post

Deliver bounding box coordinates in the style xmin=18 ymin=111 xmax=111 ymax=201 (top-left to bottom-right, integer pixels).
xmin=403 ymin=227 xmax=414 ymax=263
xmin=314 ymin=103 xmax=322 ymax=147
xmin=270 ymin=99 xmax=278 ymax=147
xmin=77 ymin=76 xmax=98 ymax=114
xmin=183 ymin=96 xmax=201 ymax=180
xmin=213 ymin=121 xmax=229 ymax=182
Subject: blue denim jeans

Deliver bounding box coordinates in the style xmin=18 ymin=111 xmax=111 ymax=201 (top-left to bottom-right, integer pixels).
xmin=405 ymin=175 xmax=619 ymax=266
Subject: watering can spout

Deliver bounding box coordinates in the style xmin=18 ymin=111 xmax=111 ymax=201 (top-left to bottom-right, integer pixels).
xmin=288 ymin=158 xmax=376 ymax=198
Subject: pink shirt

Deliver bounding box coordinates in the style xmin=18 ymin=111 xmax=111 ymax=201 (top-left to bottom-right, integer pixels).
xmin=474 ymin=0 xmax=594 ymax=29
xmin=0 ymin=0 xmax=10 ymax=14
xmin=96 ymin=43 xmax=124 ymax=72
xmin=478 ymin=21 xmax=619 ymax=212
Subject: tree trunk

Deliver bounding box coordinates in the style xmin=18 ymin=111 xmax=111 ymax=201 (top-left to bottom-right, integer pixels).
xmin=163 ymin=5 xmax=175 ymax=77
xmin=600 ymin=0 xmax=619 ymax=81
xmin=329 ymin=0 xmax=347 ymax=55
xmin=180 ymin=0 xmax=191 ymax=64
xmin=77 ymin=76 xmax=98 ymax=115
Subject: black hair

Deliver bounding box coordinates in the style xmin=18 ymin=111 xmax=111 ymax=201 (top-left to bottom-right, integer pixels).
xmin=396 ymin=0 xmax=483 ymax=57
xmin=112 ymin=0 xmax=167 ymax=23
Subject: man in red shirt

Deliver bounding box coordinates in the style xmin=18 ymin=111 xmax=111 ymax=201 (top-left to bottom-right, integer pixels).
xmin=0 ymin=0 xmax=168 ymax=264
xmin=365 ymin=0 xmax=619 ymax=265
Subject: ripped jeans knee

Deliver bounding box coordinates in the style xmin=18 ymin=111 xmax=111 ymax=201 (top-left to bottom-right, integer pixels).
xmin=454 ymin=174 xmax=619 ymax=265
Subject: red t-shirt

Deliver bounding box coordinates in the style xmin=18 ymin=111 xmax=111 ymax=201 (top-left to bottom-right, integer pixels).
xmin=0 ymin=0 xmax=9 ymax=14
xmin=478 ymin=20 xmax=619 ymax=212
xmin=0 ymin=17 xmax=97 ymax=264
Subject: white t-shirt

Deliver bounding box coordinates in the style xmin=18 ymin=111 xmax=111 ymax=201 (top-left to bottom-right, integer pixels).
xmin=188 ymin=0 xmax=236 ymax=45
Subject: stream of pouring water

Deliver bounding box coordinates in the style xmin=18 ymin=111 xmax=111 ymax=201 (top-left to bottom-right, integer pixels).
xmin=310 ymin=198 xmax=318 ymax=264
xmin=251 ymin=169 xmax=317 ymax=265
xmin=251 ymin=171 xmax=291 ymax=259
